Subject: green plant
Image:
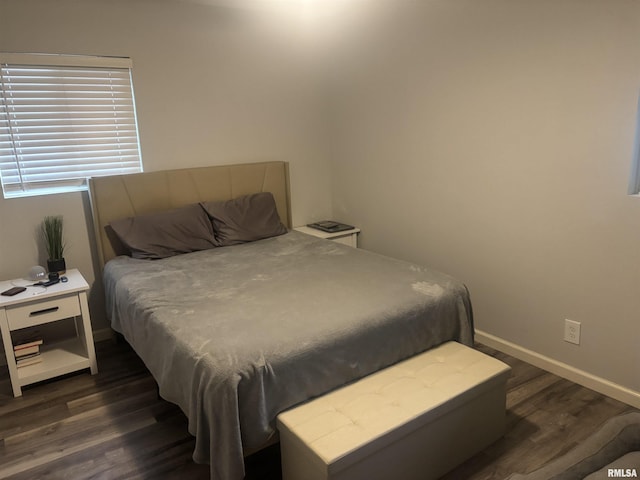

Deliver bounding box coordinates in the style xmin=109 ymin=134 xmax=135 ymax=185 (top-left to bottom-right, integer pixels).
xmin=42 ymin=215 xmax=66 ymax=260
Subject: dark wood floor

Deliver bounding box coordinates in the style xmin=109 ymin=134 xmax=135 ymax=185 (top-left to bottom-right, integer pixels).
xmin=0 ymin=340 xmax=636 ymax=479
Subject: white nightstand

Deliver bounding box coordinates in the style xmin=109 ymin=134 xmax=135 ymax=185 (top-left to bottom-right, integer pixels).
xmin=0 ymin=269 xmax=98 ymax=397
xmin=294 ymin=225 xmax=361 ymax=248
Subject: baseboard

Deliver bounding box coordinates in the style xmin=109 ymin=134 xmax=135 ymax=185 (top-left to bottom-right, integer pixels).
xmin=475 ymin=330 xmax=640 ymax=410
xmin=93 ymin=327 xmax=114 ymax=343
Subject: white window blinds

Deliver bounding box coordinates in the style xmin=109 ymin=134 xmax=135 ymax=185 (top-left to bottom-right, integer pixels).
xmin=0 ymin=54 xmax=143 ymax=198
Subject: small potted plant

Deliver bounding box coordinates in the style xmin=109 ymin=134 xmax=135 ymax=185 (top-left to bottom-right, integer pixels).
xmin=42 ymin=215 xmax=66 ymax=274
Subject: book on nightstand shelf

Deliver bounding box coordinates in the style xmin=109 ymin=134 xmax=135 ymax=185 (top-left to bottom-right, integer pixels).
xmin=14 ymin=344 xmax=40 ymax=357
xmin=14 ymin=339 xmax=43 ymax=351
xmin=16 ymin=355 xmax=42 ymax=368
xmin=14 ymin=338 xmax=44 ymax=365
xmin=14 ymin=338 xmax=43 ymax=351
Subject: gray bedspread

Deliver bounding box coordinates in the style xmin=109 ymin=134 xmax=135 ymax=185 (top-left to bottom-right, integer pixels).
xmin=103 ymin=231 xmax=474 ymax=480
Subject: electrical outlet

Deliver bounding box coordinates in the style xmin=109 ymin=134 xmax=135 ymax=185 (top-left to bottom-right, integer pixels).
xmin=564 ymin=319 xmax=581 ymax=345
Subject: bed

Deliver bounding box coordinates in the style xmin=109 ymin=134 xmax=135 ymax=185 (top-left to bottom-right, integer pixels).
xmin=89 ymin=161 xmax=474 ymax=480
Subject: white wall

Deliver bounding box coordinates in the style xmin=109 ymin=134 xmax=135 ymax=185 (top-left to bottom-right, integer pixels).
xmin=330 ymin=0 xmax=640 ymax=393
xmin=0 ymin=0 xmax=334 ymax=328
xmin=1 ymin=0 xmax=638 ymax=398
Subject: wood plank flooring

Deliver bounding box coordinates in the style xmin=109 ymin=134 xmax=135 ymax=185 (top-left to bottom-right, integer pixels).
xmin=0 ymin=340 xmax=636 ymax=479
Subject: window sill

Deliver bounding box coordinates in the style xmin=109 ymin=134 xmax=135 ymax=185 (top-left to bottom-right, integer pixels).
xmin=2 ymin=185 xmax=87 ymax=200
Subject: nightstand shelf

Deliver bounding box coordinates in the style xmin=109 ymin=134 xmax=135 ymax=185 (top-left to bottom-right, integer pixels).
xmin=0 ymin=269 xmax=98 ymax=397
xmin=16 ymin=338 xmax=92 ymax=384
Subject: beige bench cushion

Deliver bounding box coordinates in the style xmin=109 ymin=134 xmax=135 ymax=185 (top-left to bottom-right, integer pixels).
xmin=277 ymin=341 xmax=511 ymax=473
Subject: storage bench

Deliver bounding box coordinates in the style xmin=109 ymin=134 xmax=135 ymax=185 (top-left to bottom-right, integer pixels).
xmin=277 ymin=341 xmax=511 ymax=480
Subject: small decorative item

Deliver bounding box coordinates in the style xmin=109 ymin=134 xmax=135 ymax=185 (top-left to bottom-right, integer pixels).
xmin=27 ymin=265 xmax=47 ymax=281
xmin=41 ymin=215 xmax=66 ymax=274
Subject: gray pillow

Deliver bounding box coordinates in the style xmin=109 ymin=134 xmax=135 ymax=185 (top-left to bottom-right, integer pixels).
xmin=109 ymin=203 xmax=217 ymax=259
xmin=200 ymin=192 xmax=287 ymax=246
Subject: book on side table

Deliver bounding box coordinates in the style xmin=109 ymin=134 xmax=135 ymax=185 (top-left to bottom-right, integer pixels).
xmin=14 ymin=337 xmax=43 ymax=367
xmin=307 ymin=221 xmax=355 ymax=233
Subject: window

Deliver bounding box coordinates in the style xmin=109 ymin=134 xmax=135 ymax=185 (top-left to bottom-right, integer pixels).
xmin=0 ymin=53 xmax=143 ymax=198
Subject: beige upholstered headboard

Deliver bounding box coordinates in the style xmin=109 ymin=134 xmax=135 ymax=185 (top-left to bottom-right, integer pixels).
xmin=89 ymin=161 xmax=291 ymax=268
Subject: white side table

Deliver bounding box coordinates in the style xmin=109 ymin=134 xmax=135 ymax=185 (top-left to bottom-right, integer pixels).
xmin=294 ymin=225 xmax=361 ymax=248
xmin=0 ymin=269 xmax=98 ymax=397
